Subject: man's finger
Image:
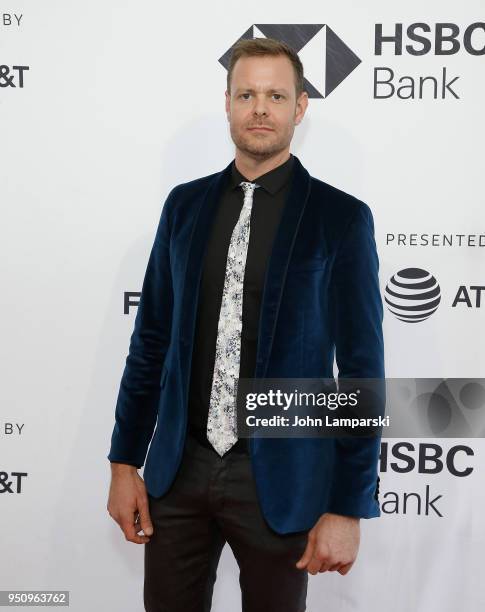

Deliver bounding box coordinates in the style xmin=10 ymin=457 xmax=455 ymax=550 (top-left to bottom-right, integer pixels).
xmin=120 ymin=517 xmax=150 ymax=544
xmin=307 ymin=552 xmax=330 ymax=575
xmin=338 ymin=562 xmax=354 ymax=575
xmin=327 ymin=562 xmax=343 ymax=572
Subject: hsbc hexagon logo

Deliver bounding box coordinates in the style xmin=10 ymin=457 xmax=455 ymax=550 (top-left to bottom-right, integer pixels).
xmin=219 ymin=24 xmax=361 ymax=98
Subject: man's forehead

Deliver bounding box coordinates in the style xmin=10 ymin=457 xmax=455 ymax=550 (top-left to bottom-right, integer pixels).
xmin=232 ymin=57 xmax=294 ymax=78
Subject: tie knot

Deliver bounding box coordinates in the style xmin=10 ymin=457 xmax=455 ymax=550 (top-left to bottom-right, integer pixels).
xmin=239 ymin=181 xmax=259 ymax=197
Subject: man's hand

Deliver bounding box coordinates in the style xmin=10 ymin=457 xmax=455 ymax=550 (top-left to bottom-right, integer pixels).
xmin=296 ymin=512 xmax=360 ymax=575
xmin=107 ymin=463 xmax=154 ymax=544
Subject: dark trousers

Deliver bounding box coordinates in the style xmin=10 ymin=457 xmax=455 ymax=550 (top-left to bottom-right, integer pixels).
xmin=144 ymin=431 xmax=309 ymax=612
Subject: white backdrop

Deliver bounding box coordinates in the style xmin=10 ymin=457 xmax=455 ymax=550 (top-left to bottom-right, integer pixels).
xmin=2 ymin=1 xmax=484 ymax=611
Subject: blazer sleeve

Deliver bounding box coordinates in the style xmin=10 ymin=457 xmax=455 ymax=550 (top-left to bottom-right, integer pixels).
xmin=327 ymin=200 xmax=385 ymax=518
xmin=107 ymin=186 xmax=179 ymax=468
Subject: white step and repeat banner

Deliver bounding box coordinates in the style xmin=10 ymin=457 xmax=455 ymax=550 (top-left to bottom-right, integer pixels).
xmin=2 ymin=1 xmax=484 ymax=611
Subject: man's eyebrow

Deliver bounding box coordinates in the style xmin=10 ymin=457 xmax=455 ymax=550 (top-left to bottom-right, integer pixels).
xmin=234 ymin=87 xmax=290 ymax=95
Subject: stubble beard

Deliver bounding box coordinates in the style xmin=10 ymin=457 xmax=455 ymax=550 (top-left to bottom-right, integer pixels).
xmin=230 ymin=123 xmax=290 ymax=160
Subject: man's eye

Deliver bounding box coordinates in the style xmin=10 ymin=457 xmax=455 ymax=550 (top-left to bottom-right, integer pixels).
xmin=238 ymin=93 xmax=284 ymax=100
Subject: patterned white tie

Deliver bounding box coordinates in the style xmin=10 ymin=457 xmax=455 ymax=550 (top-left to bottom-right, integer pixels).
xmin=207 ymin=180 xmax=260 ymax=456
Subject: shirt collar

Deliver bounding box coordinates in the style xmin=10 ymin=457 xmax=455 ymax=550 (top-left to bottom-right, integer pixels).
xmin=229 ymin=153 xmax=295 ymax=195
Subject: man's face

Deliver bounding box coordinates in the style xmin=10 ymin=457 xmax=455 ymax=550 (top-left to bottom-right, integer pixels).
xmin=225 ymin=54 xmax=308 ymax=159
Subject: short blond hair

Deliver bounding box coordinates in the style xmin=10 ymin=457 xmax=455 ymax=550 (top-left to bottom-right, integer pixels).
xmin=226 ymin=38 xmax=305 ymax=98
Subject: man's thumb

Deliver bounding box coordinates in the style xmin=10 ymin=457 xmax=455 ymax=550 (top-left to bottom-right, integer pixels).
xmin=296 ymin=536 xmax=314 ymax=568
xmin=138 ymin=504 xmax=153 ymax=536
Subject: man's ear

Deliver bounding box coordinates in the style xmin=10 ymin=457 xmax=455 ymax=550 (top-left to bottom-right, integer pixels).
xmin=225 ymin=90 xmax=231 ymax=118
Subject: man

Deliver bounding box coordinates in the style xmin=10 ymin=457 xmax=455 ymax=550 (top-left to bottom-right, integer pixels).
xmin=107 ymin=37 xmax=384 ymax=612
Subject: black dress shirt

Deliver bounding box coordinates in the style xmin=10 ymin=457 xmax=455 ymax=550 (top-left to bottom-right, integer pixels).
xmin=187 ymin=154 xmax=295 ymax=454
xmin=110 ymin=154 xmax=295 ymax=467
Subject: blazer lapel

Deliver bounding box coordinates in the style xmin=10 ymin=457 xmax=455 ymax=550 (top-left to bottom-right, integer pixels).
xmin=254 ymin=155 xmax=311 ymax=378
xmin=179 ymin=160 xmax=232 ymax=347
xmin=179 ymin=155 xmax=312 ymax=380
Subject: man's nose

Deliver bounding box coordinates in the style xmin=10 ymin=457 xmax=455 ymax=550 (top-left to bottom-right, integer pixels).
xmin=253 ymin=95 xmax=269 ymax=115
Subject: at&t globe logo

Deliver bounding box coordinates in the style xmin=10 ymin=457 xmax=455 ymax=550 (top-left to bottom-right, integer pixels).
xmin=385 ymin=268 xmax=441 ymax=322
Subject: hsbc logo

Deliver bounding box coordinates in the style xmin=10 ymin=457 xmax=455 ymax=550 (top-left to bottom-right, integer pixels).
xmin=220 ymin=21 xmax=483 ymax=101
xmin=219 ymin=24 xmax=361 ymax=98
xmin=375 ymin=22 xmax=485 ymax=55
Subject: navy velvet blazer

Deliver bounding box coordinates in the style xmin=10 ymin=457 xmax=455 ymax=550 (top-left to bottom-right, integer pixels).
xmin=107 ymin=154 xmax=384 ymax=534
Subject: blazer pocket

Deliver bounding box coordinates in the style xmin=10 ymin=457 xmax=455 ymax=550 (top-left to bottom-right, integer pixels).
xmin=288 ymin=256 xmax=328 ymax=272
xmin=159 ymin=366 xmax=168 ymax=389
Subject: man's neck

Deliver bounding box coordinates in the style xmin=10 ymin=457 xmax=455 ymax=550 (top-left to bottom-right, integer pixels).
xmin=234 ymin=149 xmax=291 ymax=181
